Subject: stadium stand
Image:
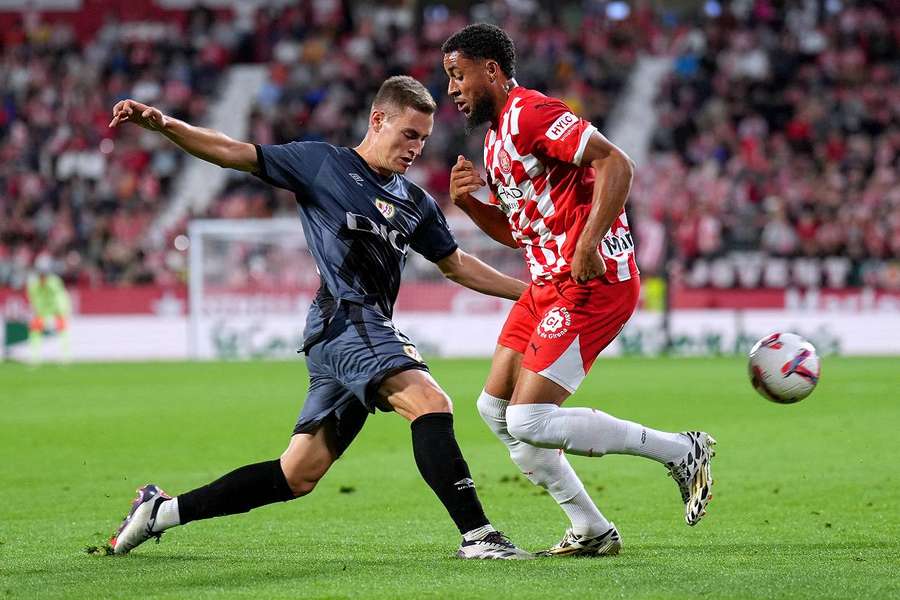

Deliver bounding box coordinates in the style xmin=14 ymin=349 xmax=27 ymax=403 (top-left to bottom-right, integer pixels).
xmin=635 ymin=1 xmax=899 ymax=289
xmin=1 ymin=1 xmax=897 ymax=292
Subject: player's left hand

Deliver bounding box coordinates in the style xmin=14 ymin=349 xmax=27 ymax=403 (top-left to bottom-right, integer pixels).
xmin=570 ymin=246 xmax=606 ymax=284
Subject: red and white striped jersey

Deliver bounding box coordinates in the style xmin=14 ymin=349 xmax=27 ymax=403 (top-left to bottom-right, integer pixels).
xmin=484 ymin=87 xmax=639 ymax=284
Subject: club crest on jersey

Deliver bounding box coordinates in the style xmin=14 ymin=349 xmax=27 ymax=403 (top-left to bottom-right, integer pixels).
xmin=538 ymin=307 xmax=571 ymax=339
xmin=375 ymin=198 xmax=396 ymax=219
xmin=498 ymin=149 xmax=512 ymax=174
xmin=403 ymin=344 xmax=423 ymax=362
xmin=545 ymin=112 xmax=578 ymax=141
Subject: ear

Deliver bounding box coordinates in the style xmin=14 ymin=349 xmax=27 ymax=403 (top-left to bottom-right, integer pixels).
xmin=370 ymin=108 xmax=385 ymax=132
xmin=486 ymin=60 xmax=500 ymax=83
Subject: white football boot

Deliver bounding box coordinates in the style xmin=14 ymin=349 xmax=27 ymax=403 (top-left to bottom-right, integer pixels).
xmin=539 ymin=523 xmax=622 ymax=557
xmin=666 ymin=432 xmax=717 ymax=526
xmin=109 ymin=484 xmax=171 ymax=554
xmin=456 ymin=531 xmax=533 ymax=560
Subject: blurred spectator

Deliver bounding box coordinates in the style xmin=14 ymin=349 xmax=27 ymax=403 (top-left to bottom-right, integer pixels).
xmin=2 ymin=1 xmax=897 ymax=291
xmin=636 ymin=0 xmax=899 ymax=288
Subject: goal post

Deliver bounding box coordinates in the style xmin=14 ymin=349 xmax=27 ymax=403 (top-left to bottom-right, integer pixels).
xmin=186 ymin=216 xmax=525 ymax=360
xmin=187 ymin=218 xmax=316 ymax=359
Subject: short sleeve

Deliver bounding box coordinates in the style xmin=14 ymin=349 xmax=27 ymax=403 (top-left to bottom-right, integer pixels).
xmin=517 ymin=99 xmax=597 ymax=166
xmin=409 ymin=193 xmax=458 ymax=263
xmin=254 ymin=141 xmax=332 ymax=192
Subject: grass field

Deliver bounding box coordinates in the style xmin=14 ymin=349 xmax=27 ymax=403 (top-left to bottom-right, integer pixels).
xmin=2 ymin=357 xmax=898 ymax=599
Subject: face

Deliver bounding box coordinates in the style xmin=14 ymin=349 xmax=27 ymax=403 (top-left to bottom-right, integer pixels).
xmin=370 ymin=105 xmax=433 ymax=174
xmin=443 ymin=51 xmax=497 ymax=133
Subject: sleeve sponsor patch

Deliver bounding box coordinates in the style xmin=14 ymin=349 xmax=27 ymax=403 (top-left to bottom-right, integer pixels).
xmin=544 ymin=112 xmax=578 ymax=141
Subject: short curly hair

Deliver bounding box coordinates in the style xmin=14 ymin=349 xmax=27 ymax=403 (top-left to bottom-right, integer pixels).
xmin=441 ymin=23 xmax=517 ymax=78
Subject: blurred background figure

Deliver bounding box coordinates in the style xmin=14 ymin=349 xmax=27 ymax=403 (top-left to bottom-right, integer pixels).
xmin=26 ymin=255 xmax=72 ymax=364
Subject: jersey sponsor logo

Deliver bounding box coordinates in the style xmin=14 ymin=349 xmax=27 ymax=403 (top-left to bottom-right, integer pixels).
xmin=495 ymin=185 xmax=524 ymax=215
xmin=375 ymin=198 xmax=396 ymax=219
xmin=346 ymin=213 xmax=409 ymax=254
xmin=537 ymin=306 xmax=571 ymax=339
xmin=349 ymin=172 xmax=364 ymax=186
xmin=498 ymin=149 xmax=512 ymax=174
xmin=544 ymin=112 xmax=578 ymax=141
xmin=601 ymin=231 xmax=634 ymax=256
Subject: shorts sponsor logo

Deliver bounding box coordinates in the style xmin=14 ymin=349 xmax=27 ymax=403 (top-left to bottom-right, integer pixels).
xmin=403 ymin=344 xmax=423 ymax=362
xmin=375 ymin=198 xmax=396 ymax=219
xmin=498 ymin=149 xmax=512 ymax=174
xmin=537 ymin=306 xmax=571 ymax=339
xmin=544 ymin=112 xmax=578 ymax=141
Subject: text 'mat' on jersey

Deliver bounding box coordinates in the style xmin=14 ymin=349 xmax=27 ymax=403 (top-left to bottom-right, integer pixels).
xmin=483 ymin=86 xmax=639 ymax=284
xmin=254 ymin=142 xmax=457 ymax=347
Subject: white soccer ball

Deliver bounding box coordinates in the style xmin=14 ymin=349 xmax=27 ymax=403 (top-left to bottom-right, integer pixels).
xmin=748 ymin=332 xmax=820 ymax=404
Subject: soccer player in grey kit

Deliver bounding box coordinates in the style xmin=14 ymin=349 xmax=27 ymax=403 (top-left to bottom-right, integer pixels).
xmin=107 ymin=76 xmax=531 ymax=559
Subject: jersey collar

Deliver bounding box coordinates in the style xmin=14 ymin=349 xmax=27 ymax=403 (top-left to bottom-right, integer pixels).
xmin=490 ymin=85 xmax=524 ymax=132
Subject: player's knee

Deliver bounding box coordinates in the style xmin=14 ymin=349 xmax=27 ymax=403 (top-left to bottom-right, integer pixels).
xmin=281 ymin=466 xmax=324 ymax=497
xmin=287 ymin=477 xmax=319 ymax=497
xmin=476 ymin=390 xmax=507 ymax=433
xmin=407 ymin=384 xmax=453 ymax=419
xmin=506 ymin=404 xmax=552 ymax=447
xmin=280 ymin=449 xmax=332 ymax=498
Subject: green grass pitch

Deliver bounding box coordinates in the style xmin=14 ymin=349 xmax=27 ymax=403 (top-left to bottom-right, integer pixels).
xmin=2 ymin=357 xmax=898 ymax=599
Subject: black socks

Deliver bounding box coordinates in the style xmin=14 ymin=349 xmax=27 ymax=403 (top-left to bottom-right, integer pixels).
xmin=175 ymin=416 xmax=490 ymax=535
xmin=410 ymin=412 xmax=490 ymax=534
xmin=178 ymin=459 xmax=295 ymax=524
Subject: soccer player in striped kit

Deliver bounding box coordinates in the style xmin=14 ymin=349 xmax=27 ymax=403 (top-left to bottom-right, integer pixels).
xmin=442 ymin=24 xmax=717 ymax=556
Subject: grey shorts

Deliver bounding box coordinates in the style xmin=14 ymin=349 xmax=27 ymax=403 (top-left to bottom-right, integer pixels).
xmin=293 ymin=302 xmax=427 ymax=455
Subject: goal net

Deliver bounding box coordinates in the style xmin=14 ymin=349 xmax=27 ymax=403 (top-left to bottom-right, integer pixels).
xmin=188 ymin=218 xmax=316 ymax=359
xmin=187 ymin=217 xmax=525 ymax=359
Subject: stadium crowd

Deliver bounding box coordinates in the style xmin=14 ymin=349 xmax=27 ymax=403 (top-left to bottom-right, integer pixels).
xmin=1 ymin=1 xmax=897 ymax=291
xmin=635 ymin=0 xmax=900 ymax=289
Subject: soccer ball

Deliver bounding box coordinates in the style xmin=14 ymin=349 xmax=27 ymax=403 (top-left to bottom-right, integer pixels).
xmin=748 ymin=332 xmax=820 ymax=404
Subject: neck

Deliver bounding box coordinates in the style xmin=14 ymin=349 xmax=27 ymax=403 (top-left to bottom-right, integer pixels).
xmin=354 ymin=137 xmax=393 ymax=177
xmin=490 ymin=78 xmax=519 ymax=127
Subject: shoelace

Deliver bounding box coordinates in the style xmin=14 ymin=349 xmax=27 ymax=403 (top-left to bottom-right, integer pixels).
xmin=480 ymin=531 xmax=514 ymax=548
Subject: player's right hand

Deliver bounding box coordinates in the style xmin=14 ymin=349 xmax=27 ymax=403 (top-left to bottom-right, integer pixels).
xmin=109 ymin=99 xmax=168 ymax=131
xmin=450 ymin=155 xmax=486 ymax=206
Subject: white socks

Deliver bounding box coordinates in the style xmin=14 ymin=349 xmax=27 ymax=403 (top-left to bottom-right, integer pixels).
xmin=151 ymin=498 xmax=181 ymax=533
xmin=506 ymin=403 xmax=691 ymax=464
xmin=477 ymin=391 xmax=610 ymax=536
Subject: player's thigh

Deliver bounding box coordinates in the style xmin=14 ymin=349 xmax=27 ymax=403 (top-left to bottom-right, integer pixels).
xmin=280 ymin=421 xmax=340 ymax=495
xmin=514 ymin=277 xmax=639 ymax=404
xmin=313 ymin=303 xmax=430 ymax=414
xmin=483 ymin=344 xmax=524 ymax=400
xmin=378 ymin=368 xmax=452 ymax=421
xmin=510 ymin=368 xmax=571 ymax=406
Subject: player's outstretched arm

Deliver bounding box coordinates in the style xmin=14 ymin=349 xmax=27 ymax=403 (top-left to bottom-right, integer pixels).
xmin=570 ymin=132 xmax=635 ymax=283
xmin=437 ymin=248 xmax=526 ymax=301
xmin=109 ymin=99 xmax=258 ymax=172
xmin=450 ymin=156 xmax=517 ymax=248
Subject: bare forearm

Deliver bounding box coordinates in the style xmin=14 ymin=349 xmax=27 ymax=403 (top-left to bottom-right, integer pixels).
xmin=456 ymin=196 xmax=517 ymax=248
xmin=438 ymin=250 xmax=526 ymax=301
xmin=577 ymin=153 xmax=634 ymax=251
xmin=159 ymin=118 xmax=257 ymax=171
